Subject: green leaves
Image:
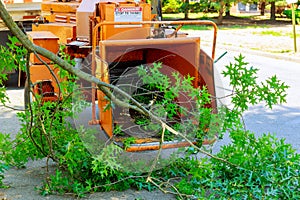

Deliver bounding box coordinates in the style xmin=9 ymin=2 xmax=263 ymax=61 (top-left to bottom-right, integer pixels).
xmin=92 ymin=144 xmax=123 ymax=178
xmin=3 ymin=35 xmax=27 ymax=72
xmin=122 ymin=137 xmax=136 ymax=150
xmin=0 ymin=36 xmax=27 ymax=105
xmin=136 ymin=62 xmax=221 ymax=144
xmin=222 ymin=54 xmax=289 ymax=113
xmin=220 ymin=54 xmax=289 ymax=134
xmin=166 ymin=130 xmax=300 ymax=199
xmin=257 ymin=75 xmax=289 ymax=108
xmin=213 ymin=131 xmax=300 ymax=199
xmin=151 ymin=55 xmax=294 ymax=199
xmin=0 ymin=133 xmax=13 ymax=187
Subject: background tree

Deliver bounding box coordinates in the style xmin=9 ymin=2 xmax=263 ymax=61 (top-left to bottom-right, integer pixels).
xmin=265 ymin=0 xmax=288 ymax=20
xmin=225 ymin=2 xmax=231 ymax=16
xmin=162 ymin=0 xmax=182 ymax=14
xmin=215 ymin=0 xmax=236 ymax=23
xmin=260 ymin=0 xmax=266 ymax=15
xmin=270 ymin=0 xmax=276 ymax=20
xmin=162 ymin=0 xmax=288 ymax=22
xmin=182 ymin=0 xmax=190 ymax=19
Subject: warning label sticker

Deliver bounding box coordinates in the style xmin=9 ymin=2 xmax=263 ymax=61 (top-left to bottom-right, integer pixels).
xmin=114 ymin=7 xmax=143 ymax=28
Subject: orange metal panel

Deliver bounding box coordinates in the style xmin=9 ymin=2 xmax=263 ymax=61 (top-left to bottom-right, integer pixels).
xmin=43 ymin=13 xmax=76 ymax=23
xmin=99 ymin=37 xmax=200 ymax=64
xmin=96 ymin=51 xmax=113 ymax=137
xmin=99 ymin=37 xmax=200 ymax=88
xmin=41 ymin=1 xmax=79 ymax=23
xmin=199 ymin=49 xmax=217 ymax=111
xmin=99 ymin=2 xmax=151 ymax=40
xmin=41 ymin=1 xmax=79 ymax=13
xmin=32 ymin=23 xmax=76 ymax=44
xmin=97 ymin=37 xmax=202 ymax=137
xmin=29 ymin=64 xmax=61 ymax=95
xmin=27 ymin=31 xmax=59 ymax=64
xmin=125 ymin=136 xmax=217 ymax=152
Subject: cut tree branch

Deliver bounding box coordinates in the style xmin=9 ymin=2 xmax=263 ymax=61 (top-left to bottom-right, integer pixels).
xmin=0 ymin=1 xmax=240 ymax=169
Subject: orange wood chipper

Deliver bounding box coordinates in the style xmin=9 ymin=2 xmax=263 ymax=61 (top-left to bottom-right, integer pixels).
xmin=25 ymin=0 xmax=218 ymax=152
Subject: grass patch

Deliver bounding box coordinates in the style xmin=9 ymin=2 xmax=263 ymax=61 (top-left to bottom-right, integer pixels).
xmin=163 ymin=12 xmax=218 ymax=20
xmin=270 ymin=49 xmax=293 ymax=53
xmin=179 ymin=23 xmax=268 ymax=31
xmin=180 ymin=25 xmax=212 ymax=30
xmin=252 ymin=30 xmax=300 ymax=38
xmin=253 ymin=30 xmax=284 ymax=36
xmin=229 ymin=14 xmax=258 ymax=19
xmin=250 ymin=47 xmax=260 ymax=51
xmin=219 ymin=24 xmax=268 ymax=30
xmin=287 ymin=32 xmax=300 ymax=38
xmin=163 ymin=13 xmax=286 ymax=30
xmin=250 ymin=47 xmax=293 ymax=53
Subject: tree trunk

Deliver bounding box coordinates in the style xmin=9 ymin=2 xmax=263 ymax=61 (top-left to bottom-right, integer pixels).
xmin=225 ymin=3 xmax=230 ymax=17
xmin=270 ymin=1 xmax=276 ymax=20
xmin=218 ymin=1 xmax=225 ymax=24
xmin=184 ymin=0 xmax=189 ymax=19
xmin=184 ymin=10 xmax=188 ymax=20
xmin=260 ymin=1 xmax=265 ymax=16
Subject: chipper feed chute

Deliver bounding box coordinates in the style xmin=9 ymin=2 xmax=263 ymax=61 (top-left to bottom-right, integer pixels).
xmin=87 ymin=20 xmax=218 ymax=152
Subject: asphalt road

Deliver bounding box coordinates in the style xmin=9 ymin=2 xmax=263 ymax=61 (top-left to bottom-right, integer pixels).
xmin=213 ymin=49 xmax=300 ymax=153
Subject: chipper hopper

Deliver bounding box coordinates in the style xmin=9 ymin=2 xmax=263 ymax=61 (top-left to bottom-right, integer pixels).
xmin=25 ymin=0 xmax=218 ymax=152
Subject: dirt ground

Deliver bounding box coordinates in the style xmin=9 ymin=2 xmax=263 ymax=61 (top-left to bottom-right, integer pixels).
xmin=205 ymin=15 xmax=300 ymax=60
xmin=0 ymin=16 xmax=299 ymax=200
xmin=217 ymin=14 xmax=292 ymax=26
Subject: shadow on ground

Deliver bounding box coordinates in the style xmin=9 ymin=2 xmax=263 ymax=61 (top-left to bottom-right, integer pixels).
xmin=243 ymin=104 xmax=300 ymax=152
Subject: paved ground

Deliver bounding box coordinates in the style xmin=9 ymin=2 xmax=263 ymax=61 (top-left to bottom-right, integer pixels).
xmin=1 ymin=24 xmax=300 ymax=199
